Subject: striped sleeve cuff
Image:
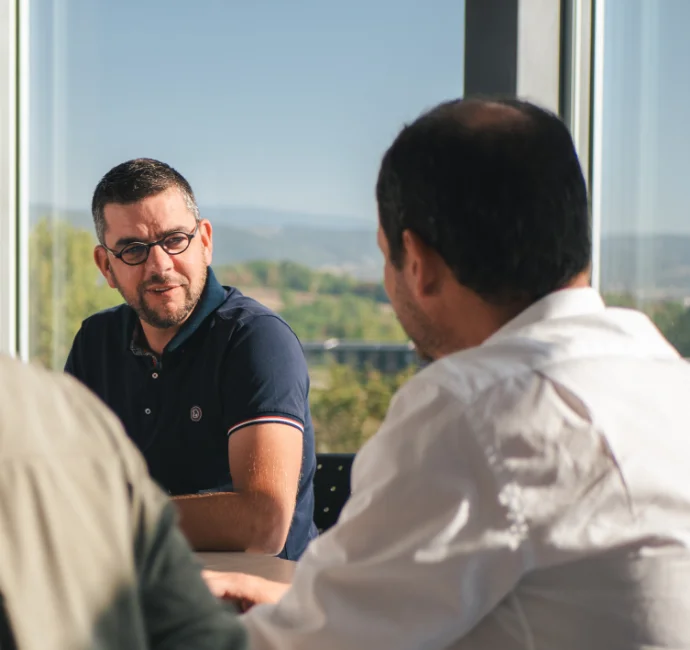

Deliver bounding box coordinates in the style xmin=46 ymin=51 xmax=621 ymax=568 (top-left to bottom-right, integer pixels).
xmin=227 ymin=415 xmax=305 ymax=437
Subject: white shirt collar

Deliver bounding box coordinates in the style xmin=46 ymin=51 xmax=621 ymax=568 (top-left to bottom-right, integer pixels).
xmin=484 ymin=287 xmax=605 ymax=346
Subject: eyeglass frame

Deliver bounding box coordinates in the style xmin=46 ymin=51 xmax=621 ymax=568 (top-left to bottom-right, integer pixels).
xmin=100 ymin=221 xmax=201 ymax=266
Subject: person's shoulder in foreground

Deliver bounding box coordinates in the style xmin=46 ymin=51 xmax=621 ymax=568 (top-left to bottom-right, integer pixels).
xmin=0 ymin=354 xmax=247 ymax=650
xmin=205 ymin=98 xmax=690 ymax=650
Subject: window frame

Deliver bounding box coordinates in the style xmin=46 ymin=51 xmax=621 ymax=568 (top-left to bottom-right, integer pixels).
xmin=0 ymin=0 xmax=594 ymax=358
xmin=0 ymin=0 xmax=18 ymax=357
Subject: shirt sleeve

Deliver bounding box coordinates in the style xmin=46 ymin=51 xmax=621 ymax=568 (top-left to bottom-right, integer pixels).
xmin=221 ymin=315 xmax=309 ymax=437
xmin=242 ymin=375 xmax=527 ymax=650
xmin=136 ymin=497 xmax=248 ymax=650
xmin=124 ymin=419 xmax=249 ymax=650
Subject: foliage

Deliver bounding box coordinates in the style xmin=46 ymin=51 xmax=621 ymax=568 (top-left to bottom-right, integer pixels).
xmin=215 ymin=260 xmax=390 ymax=303
xmin=215 ymin=260 xmax=406 ymax=342
xmin=281 ymin=294 xmax=406 ymax=342
xmin=28 ymin=220 xmax=411 ymax=452
xmin=663 ymin=308 xmax=690 ymax=357
xmin=215 ymin=262 xmax=412 ymax=448
xmin=29 ymin=218 xmax=121 ymax=369
xmin=603 ymin=292 xmax=690 ymax=356
xmin=31 ymin=222 xmax=690 ymax=457
xmin=310 ymin=363 xmax=417 ymax=453
xmin=219 ymin=260 xmax=315 ymax=293
xmin=601 ymin=293 xmax=638 ymax=309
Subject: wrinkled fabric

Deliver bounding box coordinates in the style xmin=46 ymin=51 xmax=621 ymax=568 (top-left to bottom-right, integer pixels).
xmin=245 ymin=288 xmax=690 ymax=650
xmin=0 ymin=356 xmax=246 ymax=650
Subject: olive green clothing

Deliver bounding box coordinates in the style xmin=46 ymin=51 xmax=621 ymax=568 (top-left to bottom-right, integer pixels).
xmin=0 ymin=355 xmax=246 ymax=650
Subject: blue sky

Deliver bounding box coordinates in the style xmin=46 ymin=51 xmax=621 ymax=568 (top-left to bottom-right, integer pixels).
xmin=30 ymin=0 xmax=465 ymax=225
xmin=599 ymin=0 xmax=690 ymax=235
xmin=30 ymin=0 xmax=689 ymax=235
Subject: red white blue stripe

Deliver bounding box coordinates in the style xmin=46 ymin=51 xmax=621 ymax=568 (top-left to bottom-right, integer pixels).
xmin=227 ymin=415 xmax=305 ymax=437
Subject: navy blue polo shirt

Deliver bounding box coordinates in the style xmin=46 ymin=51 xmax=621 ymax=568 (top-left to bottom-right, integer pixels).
xmin=65 ymin=267 xmax=317 ymax=560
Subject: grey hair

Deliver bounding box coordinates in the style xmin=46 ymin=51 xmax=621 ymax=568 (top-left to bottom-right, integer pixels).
xmin=91 ymin=158 xmax=200 ymax=244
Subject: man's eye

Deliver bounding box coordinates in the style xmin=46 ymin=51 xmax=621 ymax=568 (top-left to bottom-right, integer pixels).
xmin=123 ymin=244 xmax=147 ymax=255
xmin=165 ymin=236 xmax=187 ymax=247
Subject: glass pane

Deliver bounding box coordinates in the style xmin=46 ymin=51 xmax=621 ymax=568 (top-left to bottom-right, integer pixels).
xmin=593 ymin=0 xmax=690 ymax=355
xmin=28 ymin=0 xmax=465 ymax=451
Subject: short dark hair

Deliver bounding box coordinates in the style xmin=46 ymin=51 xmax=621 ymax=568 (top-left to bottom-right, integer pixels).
xmin=376 ymin=98 xmax=591 ymax=305
xmin=91 ymin=158 xmax=199 ymax=244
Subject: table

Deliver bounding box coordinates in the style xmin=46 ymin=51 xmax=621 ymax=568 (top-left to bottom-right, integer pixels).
xmin=197 ymin=552 xmax=296 ymax=584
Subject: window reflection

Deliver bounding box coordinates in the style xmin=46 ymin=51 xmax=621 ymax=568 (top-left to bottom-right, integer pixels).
xmin=594 ymin=0 xmax=690 ymax=355
xmin=28 ymin=0 xmax=465 ymax=449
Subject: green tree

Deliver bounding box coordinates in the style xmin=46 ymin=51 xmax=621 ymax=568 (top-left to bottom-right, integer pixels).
xmin=602 ymin=293 xmax=638 ymax=309
xmin=215 ymin=260 xmax=390 ymax=302
xmin=310 ymin=363 xmax=415 ymax=452
xmin=29 ymin=218 xmax=121 ymax=369
xmin=660 ymin=306 xmax=690 ymax=356
xmin=28 ymin=230 xmax=417 ymax=449
xmin=281 ymin=294 xmax=406 ymax=342
xmin=603 ymin=292 xmax=690 ymax=357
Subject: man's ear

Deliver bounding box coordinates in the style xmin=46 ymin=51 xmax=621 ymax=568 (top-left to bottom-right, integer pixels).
xmin=94 ymin=246 xmax=117 ymax=289
xmin=401 ymin=230 xmax=444 ymax=299
xmin=199 ymin=218 xmax=213 ymax=265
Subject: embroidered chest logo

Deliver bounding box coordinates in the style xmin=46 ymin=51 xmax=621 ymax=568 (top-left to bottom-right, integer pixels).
xmin=190 ymin=406 xmax=203 ymax=422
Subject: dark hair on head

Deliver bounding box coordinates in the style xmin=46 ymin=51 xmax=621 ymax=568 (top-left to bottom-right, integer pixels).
xmin=376 ymin=97 xmax=591 ymax=306
xmin=91 ymin=158 xmax=199 ymax=244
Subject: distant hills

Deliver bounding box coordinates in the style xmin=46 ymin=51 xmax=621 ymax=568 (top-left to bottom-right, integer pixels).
xmin=29 ymin=203 xmax=375 ymax=233
xmin=211 ymin=224 xmax=381 ymax=278
xmin=29 ymin=204 xmax=690 ymax=294
xmin=600 ymin=234 xmax=690 ymax=299
xmin=200 ymin=205 xmax=374 ymax=233
xmin=30 ymin=203 xmax=382 ymax=279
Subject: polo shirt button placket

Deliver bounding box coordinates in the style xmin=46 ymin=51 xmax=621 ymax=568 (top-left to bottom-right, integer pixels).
xmin=145 ymin=362 xmax=162 ymax=426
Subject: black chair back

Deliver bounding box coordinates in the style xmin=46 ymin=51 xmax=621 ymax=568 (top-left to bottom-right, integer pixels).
xmin=313 ymin=453 xmax=355 ymax=533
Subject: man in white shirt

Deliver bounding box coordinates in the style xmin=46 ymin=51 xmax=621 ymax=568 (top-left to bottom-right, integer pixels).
xmin=203 ymin=98 xmax=690 ymax=649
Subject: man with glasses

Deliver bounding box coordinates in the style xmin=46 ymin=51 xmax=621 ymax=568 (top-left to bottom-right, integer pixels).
xmin=65 ymin=158 xmax=317 ymax=560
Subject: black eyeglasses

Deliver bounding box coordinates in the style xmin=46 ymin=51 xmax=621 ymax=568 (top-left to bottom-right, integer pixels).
xmin=103 ymin=222 xmax=200 ymax=266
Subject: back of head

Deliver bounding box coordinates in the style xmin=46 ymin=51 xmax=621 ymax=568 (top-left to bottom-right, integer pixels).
xmin=376 ymin=98 xmax=591 ymax=306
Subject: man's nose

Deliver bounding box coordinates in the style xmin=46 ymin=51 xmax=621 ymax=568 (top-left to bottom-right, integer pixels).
xmin=145 ymin=243 xmax=174 ymax=273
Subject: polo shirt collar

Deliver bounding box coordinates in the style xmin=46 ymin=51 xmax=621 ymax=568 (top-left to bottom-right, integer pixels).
xmin=126 ymin=266 xmax=227 ymax=355
xmin=167 ymin=267 xmax=227 ymax=352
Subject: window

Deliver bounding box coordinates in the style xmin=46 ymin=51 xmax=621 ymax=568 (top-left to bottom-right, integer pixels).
xmin=592 ymin=0 xmax=690 ymax=355
xmin=28 ymin=0 xmax=465 ymax=450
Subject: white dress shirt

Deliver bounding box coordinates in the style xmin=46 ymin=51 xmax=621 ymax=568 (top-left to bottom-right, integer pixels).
xmin=244 ymin=288 xmax=690 ymax=649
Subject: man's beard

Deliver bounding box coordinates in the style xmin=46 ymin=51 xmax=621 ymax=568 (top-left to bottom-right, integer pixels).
xmin=392 ymin=280 xmax=439 ymax=364
xmin=113 ymin=266 xmax=207 ymax=330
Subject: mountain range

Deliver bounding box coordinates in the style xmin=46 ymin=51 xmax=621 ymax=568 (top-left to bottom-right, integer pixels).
xmin=30 ymin=204 xmax=690 ymax=293
xmin=30 ymin=203 xmax=382 ymax=278
xmin=600 ymin=234 xmax=690 ymax=299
